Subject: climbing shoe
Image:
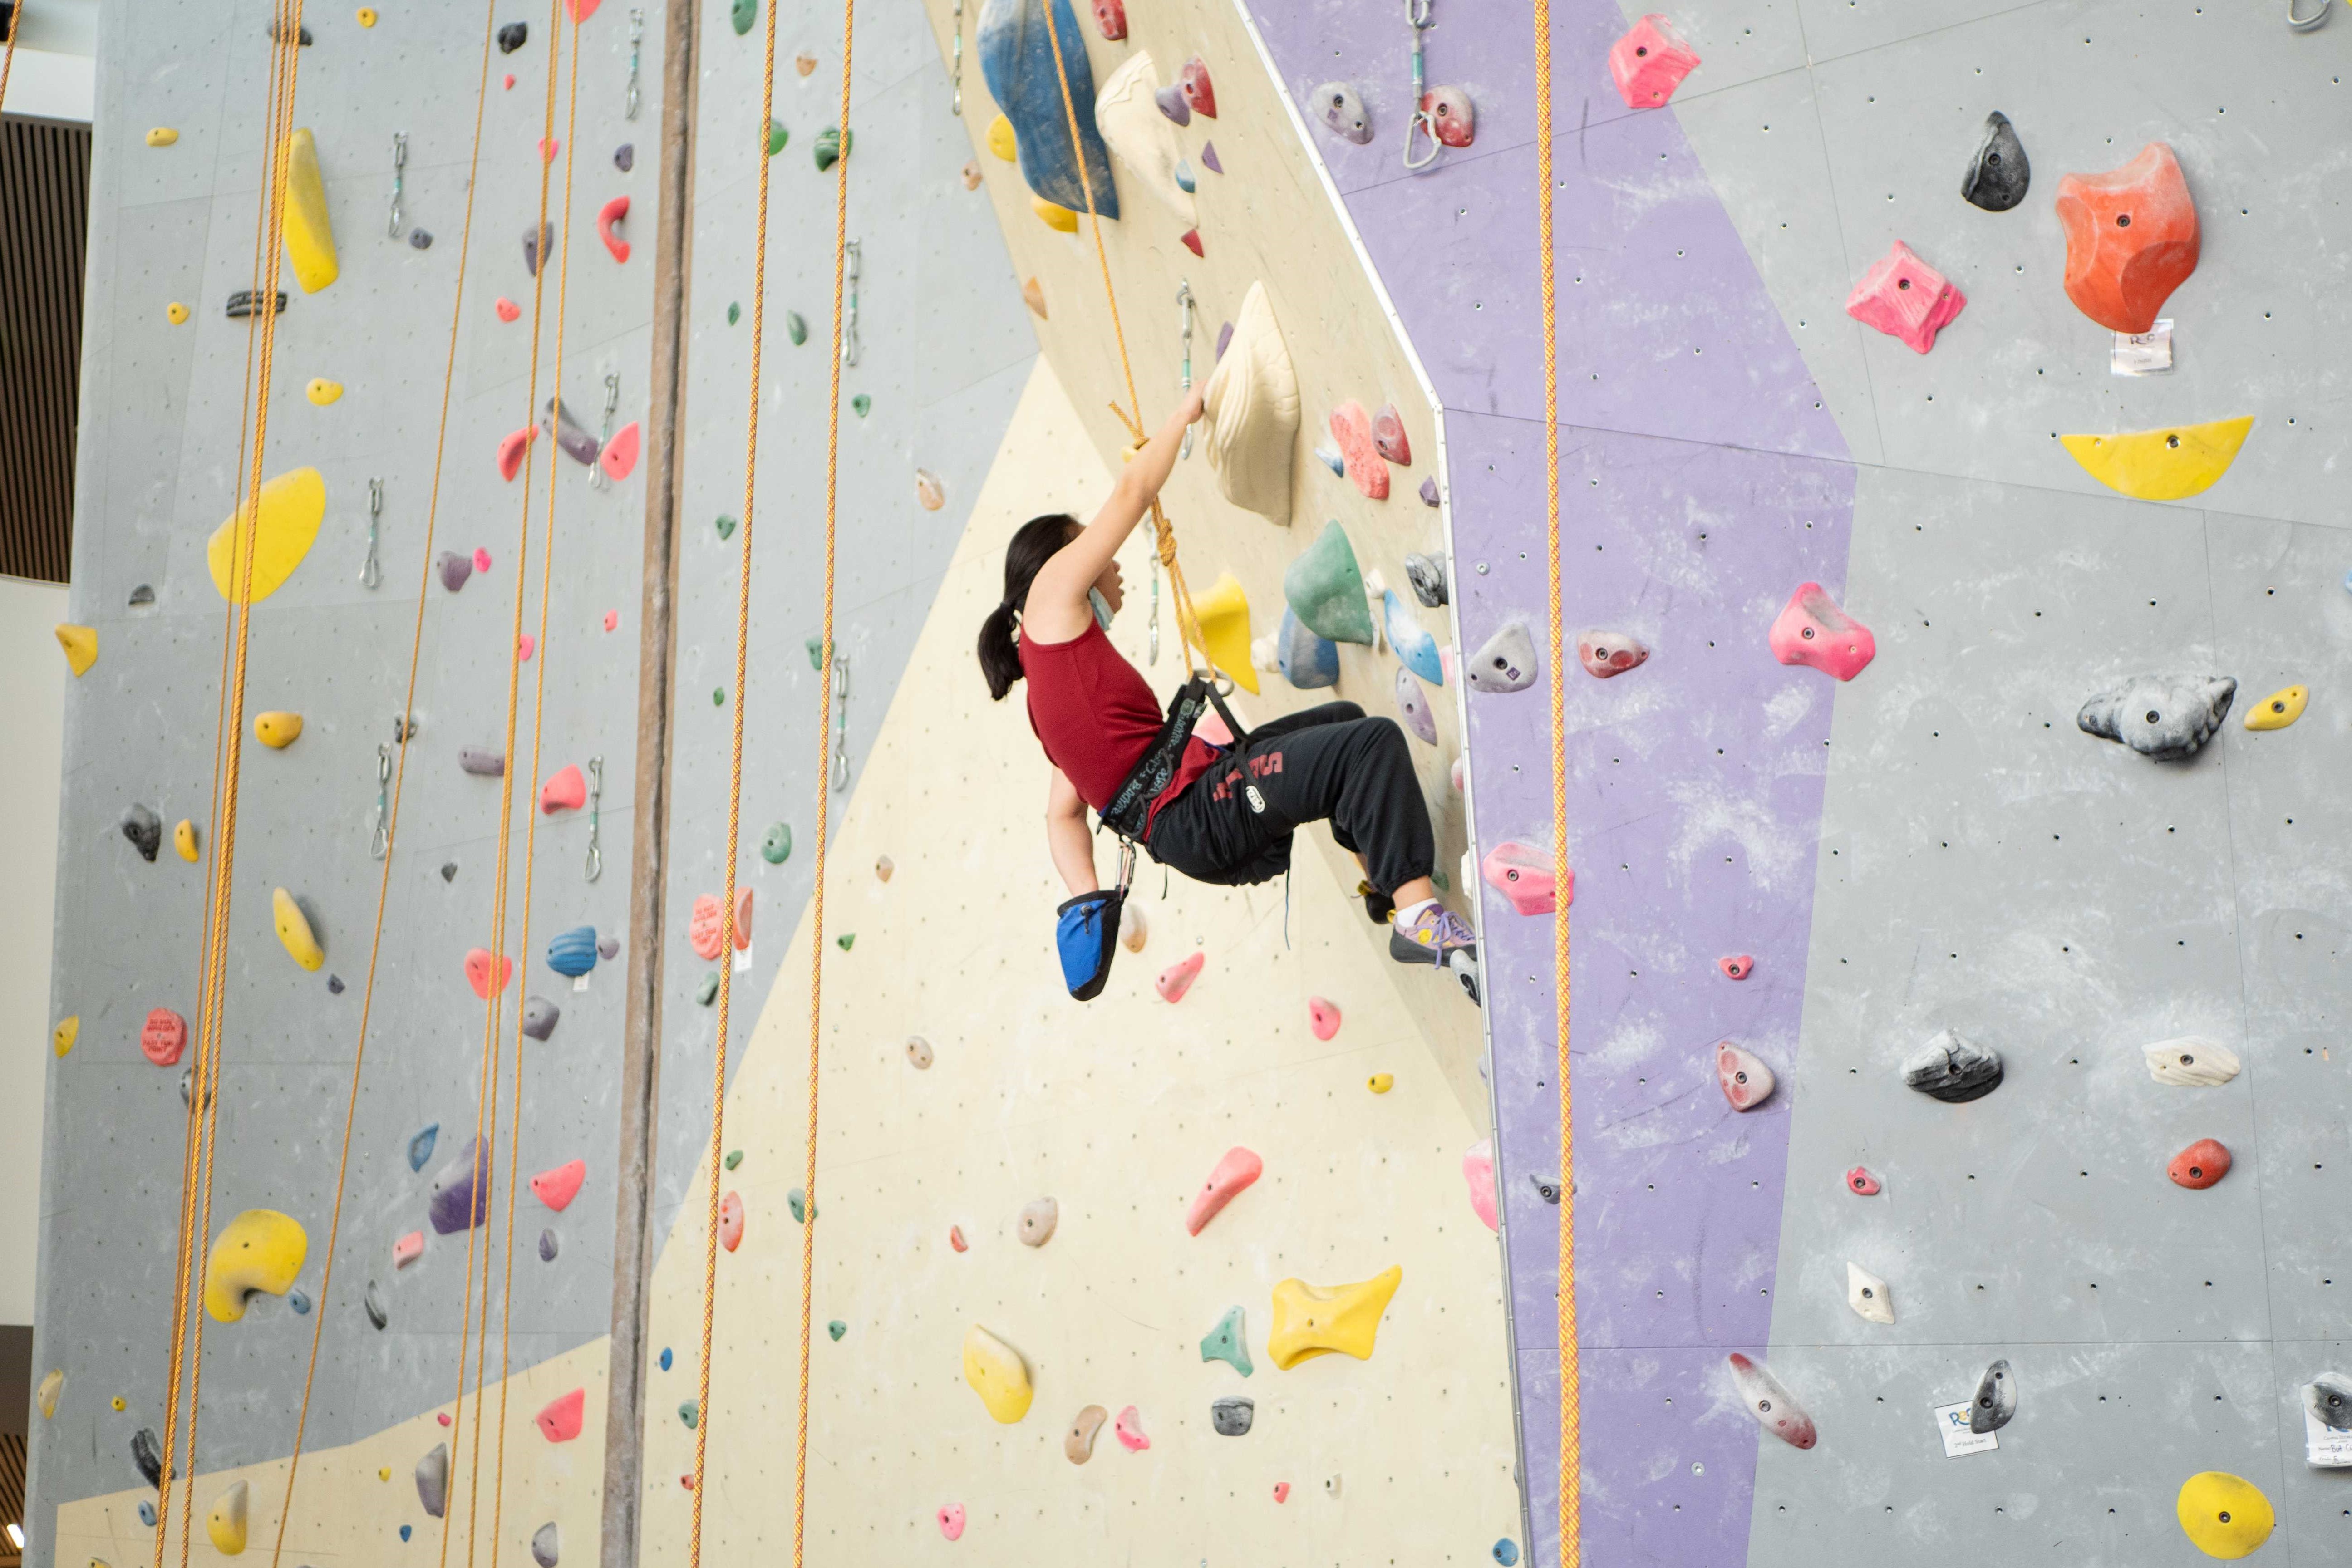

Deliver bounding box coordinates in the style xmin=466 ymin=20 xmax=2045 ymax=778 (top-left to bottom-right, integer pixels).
xmin=1389 ymin=904 xmax=1481 ymax=1004
xmin=1356 ymin=880 xmax=1395 ymax=926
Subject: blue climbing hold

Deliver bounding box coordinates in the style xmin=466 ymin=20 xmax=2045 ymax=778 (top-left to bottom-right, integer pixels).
xmin=401 ymin=1526 xmax=413 ymax=1543
xmin=976 ymin=0 xmax=1120 ymax=220
xmin=1492 ymin=1541 xmax=1519 ymax=1566
xmin=1174 ymin=159 xmax=1196 ymax=194
xmin=1384 ymin=590 xmax=1445 ymax=685
xmin=1276 ymin=608 xmax=1339 ymax=690
xmin=408 ymin=1123 xmax=439 ymax=1173
xmin=547 ymin=926 xmax=598 ymax=978
xmin=289 ymin=1289 xmax=312 ymax=1315
xmin=659 ymin=1347 xmax=673 ymax=1371
xmin=140 ymin=1502 xmax=157 ymax=1527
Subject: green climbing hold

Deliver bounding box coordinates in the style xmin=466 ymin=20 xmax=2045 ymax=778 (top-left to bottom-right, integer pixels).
xmin=713 ymin=687 xmax=726 ymax=706
xmin=696 ymin=971 xmax=719 ymax=1005
xmin=836 ymin=933 xmax=855 ymax=951
xmin=788 ymin=1187 xmax=813 ymax=1223
xmin=1200 ymin=1305 xmax=1254 ymax=1377
xmin=761 ymin=822 xmax=792 ymax=863
xmin=714 ymin=514 xmax=738 ymax=540
xmin=851 ymin=394 xmax=871 ymax=418
xmin=727 ymin=302 xmax=740 ymax=325
xmin=1432 ymin=868 xmax=1451 ymax=893
xmin=678 ymin=1400 xmax=699 ymax=1428
xmin=785 ymin=311 xmax=807 ymax=346
xmin=1283 ymin=521 xmax=1376 ymax=645
xmin=804 ymin=635 xmax=825 ymax=669
xmin=813 ymin=127 xmax=851 ymax=172
xmin=724 ymin=1150 xmax=743 ymax=1170
xmin=730 ymin=0 xmax=757 ymax=35
xmin=827 ymin=1320 xmax=846 ymax=1341
xmin=765 ymin=120 xmax=787 ymax=157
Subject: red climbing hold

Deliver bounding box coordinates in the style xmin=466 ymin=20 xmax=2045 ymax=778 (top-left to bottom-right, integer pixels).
xmin=1768 ymin=582 xmax=1874 ymax=681
xmin=1716 ymin=1042 xmax=1776 ymax=1111
xmin=1371 ymin=403 xmax=1411 ymax=465
xmin=1845 ymin=1165 xmax=1882 ymax=1196
xmin=2055 ymin=142 xmax=2199 ymax=335
xmin=718 ymin=1190 xmax=744 ymax=1252
xmin=2167 ymin=1137 xmax=2232 ymax=1190
xmin=732 ymin=887 xmax=753 ymax=950
xmin=1185 ymin=1146 xmax=1263 ymax=1236
xmin=534 ymin=1388 xmax=585 ymax=1443
xmin=596 ymin=195 xmax=630 ymax=264
xmin=949 ymin=1224 xmax=968 ymax=1252
xmin=539 ymin=763 xmax=585 ymax=813
xmin=688 ymin=894 xmax=724 ymax=961
xmin=473 ymin=547 xmax=494 ymax=574
xmin=1481 ymin=841 xmax=1566 ymax=915
xmin=1273 ymin=1483 xmax=1290 ymax=1502
xmin=1717 ymin=955 xmax=1753 ymax=981
xmin=1608 ymin=15 xmax=1700 ymax=110
xmin=1576 ymin=630 xmax=1648 ymax=678
xmin=1309 ymin=997 xmax=1342 ymax=1041
xmin=1179 ymin=228 xmax=1204 ymax=257
xmin=600 ymin=421 xmax=640 ymax=482
xmin=1092 ymin=0 xmax=1125 ymax=38
xmin=141 ymin=1007 xmax=188 ymax=1067
xmin=496 ymin=297 xmax=521 ymax=322
xmin=531 ymin=1159 xmax=586 ymax=1211
xmin=1157 ymin=950 xmax=1205 ymax=1003
xmin=1844 ymin=240 xmax=1966 ymax=354
xmin=465 ymin=948 xmax=515 ymax=999
xmin=497 ymin=427 xmax=535 ymax=481
xmin=1420 ymin=87 xmax=1473 ymax=148
xmin=1328 ymin=401 xmax=1391 ymax=500
xmin=1179 ymin=56 xmax=1216 ymax=118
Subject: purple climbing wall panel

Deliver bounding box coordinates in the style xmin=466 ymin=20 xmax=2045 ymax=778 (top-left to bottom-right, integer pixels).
xmin=1251 ymin=4 xmax=1852 ymax=1563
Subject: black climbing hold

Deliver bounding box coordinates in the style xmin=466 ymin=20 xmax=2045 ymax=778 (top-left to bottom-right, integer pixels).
xmin=1210 ymin=1396 xmax=1254 ymax=1436
xmin=225 ymin=289 xmax=287 ymax=319
xmin=128 ymin=584 xmax=155 ymax=606
xmin=1529 ymin=1174 xmax=1561 ymax=1204
xmin=122 ymin=805 xmax=162 ymax=862
xmin=1968 ymin=1357 xmax=2016 ymax=1433
xmin=415 ymin=1443 xmax=450 ymax=1519
xmin=2306 ymin=1374 xmax=2352 ymax=1432
xmin=1960 ymin=112 xmax=2030 ymax=213
xmin=440 ymin=862 xmax=458 ymax=882
xmin=2077 ymin=674 xmax=2237 ymax=762
xmin=523 ymin=221 xmax=554 ymax=276
xmin=268 ymin=17 xmax=313 ymax=44
xmin=522 ymin=996 xmax=561 ymax=1041
xmin=409 ymin=228 xmax=433 ymax=250
xmin=497 ymin=20 xmax=528 ymax=53
xmin=132 ymin=1427 xmax=168 ymax=1487
xmin=364 ymin=1280 xmax=389 ymax=1329
xmin=539 ymin=1228 xmax=559 ymax=1262
xmin=1405 ymin=552 xmax=1449 ymax=608
xmin=614 ymin=143 xmax=635 ymax=172
xmin=1902 ymin=1028 xmax=2003 ymax=1103
xmin=326 ymin=974 xmax=345 ymax=994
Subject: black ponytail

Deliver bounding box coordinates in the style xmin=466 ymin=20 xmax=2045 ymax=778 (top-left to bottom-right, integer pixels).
xmin=978 ymin=512 xmax=1082 ymax=701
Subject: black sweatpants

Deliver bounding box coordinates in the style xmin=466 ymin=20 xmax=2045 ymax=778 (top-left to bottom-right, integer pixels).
xmin=1144 ymin=702 xmax=1435 ymax=892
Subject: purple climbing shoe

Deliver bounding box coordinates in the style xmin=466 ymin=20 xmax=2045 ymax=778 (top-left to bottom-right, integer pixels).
xmin=1389 ymin=904 xmax=1481 ymax=1003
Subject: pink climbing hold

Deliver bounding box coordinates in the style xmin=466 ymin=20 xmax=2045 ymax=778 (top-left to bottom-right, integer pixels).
xmin=600 ymin=421 xmax=641 ymax=482
xmin=1463 ymin=1139 xmax=1499 ymax=1231
xmin=1768 ymin=582 xmax=1875 ymax=681
xmin=1718 ymin=954 xmax=1753 ymax=981
xmin=465 ymin=947 xmax=515 ymax=998
xmin=596 ymin=195 xmax=630 ymax=264
xmin=688 ymin=894 xmax=724 ymax=961
xmin=1179 ymin=56 xmax=1216 ymax=118
xmin=603 ymin=610 xmax=620 ymax=632
xmin=1481 ymin=841 xmax=1567 ymax=915
xmin=1576 ymin=630 xmax=1648 ymax=679
xmin=948 ymin=1224 xmax=968 ymax=1252
xmin=140 ymin=1007 xmax=187 ymax=1067
xmin=534 ymin=1388 xmax=585 ymax=1443
xmin=503 ymin=74 xmax=516 ymax=91
xmin=1184 ymin=1146 xmax=1263 ymax=1236
xmin=1273 ymin=1483 xmax=1290 ymax=1503
xmin=473 ymin=547 xmax=493 ymax=574
xmin=732 ymin=887 xmax=754 ymax=950
xmin=1371 ymin=403 xmax=1411 ymax=465
xmin=718 ymin=1190 xmax=743 ymax=1252
xmin=394 ymin=1230 xmax=424 ymax=1268
xmin=438 ymin=1411 xmax=452 ymax=1427
xmin=517 ymin=634 xmax=536 ymax=662
xmin=496 ymin=297 xmax=521 ymax=322
xmin=531 ymin=1159 xmax=586 ymax=1211
xmin=1113 ymin=1406 xmax=1150 ymax=1451
xmin=1844 ymin=240 xmax=1967 ymax=354
xmin=539 ymin=763 xmax=586 ymax=813
xmin=1328 ymin=401 xmax=1390 ymax=500
xmin=1157 ymin=950 xmax=1206 ymax=1003
xmin=568 ymin=0 xmax=601 ymax=19
xmin=1608 ymin=15 xmax=1700 ymax=110
xmin=1715 ymin=1041 xmax=1776 ymax=1112
xmin=1092 ymin=0 xmax=1125 ymax=39
xmin=1845 ymin=1165 xmax=1882 ymax=1196
xmin=1309 ymin=997 xmax=1342 ymax=1041
xmin=936 ymin=1505 xmax=964 ymax=1542
xmin=539 ymin=137 xmax=561 ymax=164
xmin=497 ymin=426 xmax=536 ymax=481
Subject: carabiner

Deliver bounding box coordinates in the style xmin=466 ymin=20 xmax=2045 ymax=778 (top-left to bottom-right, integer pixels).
xmin=1403 ymin=0 xmax=1440 ymax=170
xmin=362 ymin=477 xmax=384 ymax=589
xmin=583 ymin=756 xmax=605 ymax=882
xmin=2290 ymin=0 xmax=2331 ymax=29
xmin=951 ymin=0 xmax=965 ymax=115
xmin=388 ymin=132 xmax=408 ymax=238
xmin=831 ymin=659 xmax=852 ymax=792
xmin=842 ymin=240 xmax=863 ymax=368
xmin=625 ymin=9 xmax=645 ymax=119
xmin=1176 ymin=280 xmax=1195 ymax=459
xmin=370 ymin=744 xmax=393 ymax=860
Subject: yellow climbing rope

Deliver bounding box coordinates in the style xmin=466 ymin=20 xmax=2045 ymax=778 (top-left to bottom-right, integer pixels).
xmin=0 ymin=0 xmax=23 ymax=116
xmin=1531 ymin=0 xmax=1583 ymax=1559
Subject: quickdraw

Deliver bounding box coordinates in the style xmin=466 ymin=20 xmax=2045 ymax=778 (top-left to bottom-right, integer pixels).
xmin=1403 ymin=0 xmax=1441 ymax=171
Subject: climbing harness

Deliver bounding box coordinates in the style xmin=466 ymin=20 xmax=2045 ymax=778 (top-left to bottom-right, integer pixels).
xmin=371 ymin=745 xmax=392 ymax=859
xmin=842 ymin=239 xmax=862 ymax=366
xmin=388 ymin=131 xmax=407 ymax=238
xmin=950 ymin=0 xmax=963 ymax=115
xmin=625 ymin=8 xmax=644 ymax=117
xmin=362 ymin=477 xmax=384 ymax=588
xmin=589 ymin=369 xmax=619 ymax=488
xmin=1097 ymin=678 xmax=1245 ymax=842
xmin=1176 ymin=279 xmax=1195 ymax=459
xmin=2290 ymin=0 xmax=2331 ymax=29
xmin=831 ymin=657 xmax=851 ymax=790
xmin=1403 ymin=0 xmax=1441 ymax=171
xmin=583 ymin=755 xmax=604 ymax=880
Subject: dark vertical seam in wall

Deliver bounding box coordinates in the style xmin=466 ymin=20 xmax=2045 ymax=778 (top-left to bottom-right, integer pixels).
xmin=600 ymin=1 xmax=695 ymax=1562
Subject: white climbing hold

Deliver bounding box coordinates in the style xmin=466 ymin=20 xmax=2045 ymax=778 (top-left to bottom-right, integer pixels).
xmin=1715 ymin=1042 xmax=1776 ymax=1112
xmin=1845 ymin=1262 xmax=1894 ymax=1324
xmin=2143 ymin=1036 xmax=2240 ymax=1087
xmin=1018 ymin=1197 xmax=1058 ymax=1246
xmin=1467 ymin=618 xmax=1540 ymax=693
xmin=1119 ymin=900 xmax=1148 ymax=952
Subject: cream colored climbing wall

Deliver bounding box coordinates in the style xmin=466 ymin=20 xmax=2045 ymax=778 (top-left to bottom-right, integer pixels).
xmin=631 ymin=358 xmax=1520 ymax=1565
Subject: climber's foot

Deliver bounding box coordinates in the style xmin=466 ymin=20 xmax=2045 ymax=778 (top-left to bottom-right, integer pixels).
xmin=1389 ymin=904 xmax=1481 ymax=1005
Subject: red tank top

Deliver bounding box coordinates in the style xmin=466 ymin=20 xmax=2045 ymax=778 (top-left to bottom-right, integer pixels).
xmin=1021 ymin=621 xmax=1212 ymax=832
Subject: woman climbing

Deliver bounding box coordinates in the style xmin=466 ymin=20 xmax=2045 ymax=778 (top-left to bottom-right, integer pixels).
xmin=974 ymin=389 xmax=1480 ymax=1003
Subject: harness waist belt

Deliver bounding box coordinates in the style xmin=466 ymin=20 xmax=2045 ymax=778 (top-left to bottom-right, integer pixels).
xmin=1099 ymin=678 xmax=1244 ymax=841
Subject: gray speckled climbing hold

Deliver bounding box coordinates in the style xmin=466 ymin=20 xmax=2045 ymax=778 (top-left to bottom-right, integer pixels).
xmin=542 ymin=398 xmax=601 ymax=466
xmin=539 ymin=1228 xmax=558 ymax=1262
xmin=438 ymin=551 xmax=473 ymax=592
xmin=415 ymin=1443 xmax=448 ymax=1518
xmin=531 ymin=1523 xmax=559 ymax=1568
xmin=2303 ymin=1373 xmax=2352 ymax=1433
xmin=409 ymin=229 xmax=433 ymax=249
xmin=1467 ymin=619 xmax=1539 ymax=694
xmin=1902 ymin=1028 xmax=2003 ymax=1103
xmin=1530 ymin=1173 xmax=1562 ymax=1204
xmin=225 ymin=289 xmax=287 ymax=319
xmin=1310 ymin=81 xmax=1371 ymax=143
xmin=497 ymin=20 xmax=527 ymax=53
xmin=459 ymin=747 xmax=504 ymax=776
xmin=428 ymin=1135 xmax=490 ymax=1234
xmin=2077 ymin=673 xmax=2236 ymax=761
xmin=1960 ymin=111 xmax=2030 ymax=213
xmin=132 ymin=1427 xmax=167 ymax=1487
xmin=522 ymin=996 xmax=560 ymax=1041
xmin=614 ymin=143 xmax=634 ymax=172
xmin=2144 ymin=1036 xmax=2240 ymax=1087
xmin=1210 ymin=1396 xmax=1254 ymax=1436
xmin=1394 ymin=667 xmax=1437 ymax=744
xmin=1405 ymin=553 xmax=1448 ymax=608
xmin=695 ymin=971 xmax=719 ymax=1005
xmin=1969 ymin=1358 xmax=2016 ymax=1433
xmin=523 ymin=221 xmax=553 ymax=275
xmin=364 ymin=1280 xmax=388 ymax=1328
xmin=289 ymin=1289 xmax=311 ymax=1314
xmin=123 ymin=804 xmax=162 ymax=862
xmin=408 ymin=1124 xmax=439 ymax=1172
xmin=596 ymin=934 xmax=620 ymax=960
xmin=1200 ymin=1305 xmax=1253 ymax=1376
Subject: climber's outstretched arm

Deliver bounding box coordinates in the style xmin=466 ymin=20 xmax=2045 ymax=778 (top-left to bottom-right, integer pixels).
xmin=1045 ymin=766 xmax=1097 ymax=896
xmin=1025 ymin=388 xmax=1203 ymax=641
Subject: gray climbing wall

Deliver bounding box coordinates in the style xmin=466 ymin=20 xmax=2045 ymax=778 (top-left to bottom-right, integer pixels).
xmin=29 ymin=4 xmax=669 ymax=1561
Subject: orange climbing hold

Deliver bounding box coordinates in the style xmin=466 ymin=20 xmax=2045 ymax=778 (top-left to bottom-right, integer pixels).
xmin=2168 ymin=1137 xmax=2232 ymax=1190
xmin=534 ymin=1388 xmax=585 ymax=1443
xmin=141 ymin=1008 xmax=188 ymax=1067
xmin=2055 ymin=142 xmax=2199 ymax=334
xmin=464 ymin=948 xmax=514 ymax=998
xmin=498 ymin=427 xmax=536 ymax=480
xmin=596 ymin=195 xmax=630 ymax=264
xmin=1185 ymin=1146 xmax=1263 ymax=1236
xmin=732 ymin=887 xmax=753 ymax=950
xmin=539 ymin=763 xmax=585 ymax=813
xmin=531 ymin=1159 xmax=586 ymax=1210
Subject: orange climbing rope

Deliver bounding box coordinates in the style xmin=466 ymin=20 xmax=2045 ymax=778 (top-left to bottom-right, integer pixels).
xmin=0 ymin=0 xmax=23 ymax=117
xmin=1531 ymin=0 xmax=1582 ymax=1559
xmin=262 ymin=7 xmax=504 ymax=1564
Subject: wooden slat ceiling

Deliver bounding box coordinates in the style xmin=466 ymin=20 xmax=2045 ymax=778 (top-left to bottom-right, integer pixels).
xmin=0 ymin=113 xmax=89 ymax=584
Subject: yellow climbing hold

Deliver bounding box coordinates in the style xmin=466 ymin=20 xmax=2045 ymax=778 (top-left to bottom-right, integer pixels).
xmin=2059 ymin=416 xmax=2253 ymax=502
xmin=357 ymin=5 xmax=378 ymax=23
xmin=167 ymin=301 xmax=189 ymax=324
xmin=1367 ymin=1073 xmax=1393 ymax=1093
xmin=2244 ymin=684 xmax=2306 ymax=731
xmin=1268 ymin=1264 xmax=1402 ymax=1370
xmin=110 ymin=1396 xmax=125 ymax=1411
xmin=1184 ymin=570 xmax=1259 ymax=694
xmin=36 ymin=1369 xmax=62 ymax=1419
xmin=54 ymin=624 xmax=97 ymax=676
xmin=272 ymin=887 xmax=325 ymax=971
xmin=174 ymin=819 xmax=200 ymax=861
xmin=378 ymin=1467 xmax=390 ymax=1482
xmin=204 ymin=1210 xmax=309 ymax=1322
xmin=207 ymin=467 xmax=326 ymax=603
xmin=1032 ymin=196 xmax=1078 ymax=233
xmin=254 ymin=712 xmax=305 ymax=748
xmin=146 ymin=128 xmax=179 ymax=147
xmin=961 ymin=1324 xmax=1034 ymax=1424
xmin=306 ymin=378 xmax=343 ymax=406
xmin=52 ymin=1017 xmax=78 ymax=1058
xmin=206 ymin=1479 xmax=249 ymax=1555
xmin=281 ymin=127 xmax=340 ymax=293
xmin=986 ymin=113 xmax=1017 ymax=162
xmin=2176 ymin=1470 xmax=2274 ymax=1560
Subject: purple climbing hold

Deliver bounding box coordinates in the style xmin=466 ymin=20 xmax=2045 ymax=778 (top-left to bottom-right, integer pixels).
xmin=522 ymin=996 xmax=560 ymax=1041
xmin=1155 ymin=83 xmax=1191 ymax=127
xmin=539 ymin=1228 xmax=559 ymax=1262
xmin=541 ymin=398 xmax=602 ymax=466
xmin=1419 ymin=475 xmax=1439 ymax=508
xmin=459 ymin=747 xmax=505 ymax=777
xmin=1200 ymin=141 xmax=1221 ymax=175
xmin=596 ymin=934 xmax=620 ymax=961
xmin=1214 ymin=320 xmax=1232 ymax=360
xmin=438 ymin=551 xmax=472 ymax=593
xmin=523 ymin=221 xmax=553 ymax=276
xmin=614 ymin=143 xmax=635 ymax=172
xmin=428 ymin=1136 xmax=491 ymax=1235
xmin=1394 ymin=667 xmax=1438 ymax=744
